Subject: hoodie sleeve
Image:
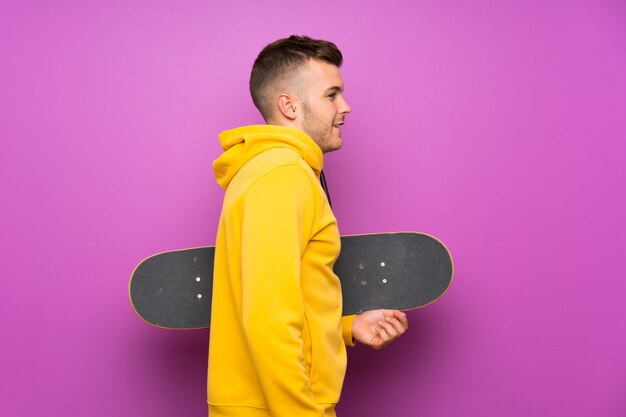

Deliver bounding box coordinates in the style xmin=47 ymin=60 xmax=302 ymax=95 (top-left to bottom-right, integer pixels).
xmin=239 ymin=164 xmax=325 ymax=417
xmin=341 ymin=315 xmax=356 ymax=346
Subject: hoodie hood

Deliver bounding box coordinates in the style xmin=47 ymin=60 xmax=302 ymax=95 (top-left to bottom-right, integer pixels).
xmin=213 ymin=125 xmax=324 ymax=189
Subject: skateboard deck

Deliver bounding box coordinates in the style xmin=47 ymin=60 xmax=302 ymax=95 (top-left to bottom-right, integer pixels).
xmin=129 ymin=232 xmax=454 ymax=329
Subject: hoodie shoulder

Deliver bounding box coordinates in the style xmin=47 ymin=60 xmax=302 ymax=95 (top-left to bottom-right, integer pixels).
xmin=239 ymin=147 xmax=314 ymax=182
xmin=226 ymin=148 xmax=316 ymax=199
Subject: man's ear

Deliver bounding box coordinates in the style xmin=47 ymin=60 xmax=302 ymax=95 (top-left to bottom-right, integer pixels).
xmin=276 ymin=94 xmax=298 ymax=120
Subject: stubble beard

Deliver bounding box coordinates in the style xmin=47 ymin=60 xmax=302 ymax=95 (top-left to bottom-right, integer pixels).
xmin=301 ymin=100 xmax=341 ymax=154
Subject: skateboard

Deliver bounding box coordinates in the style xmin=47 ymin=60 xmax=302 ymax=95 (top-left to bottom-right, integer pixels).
xmin=129 ymin=232 xmax=454 ymax=329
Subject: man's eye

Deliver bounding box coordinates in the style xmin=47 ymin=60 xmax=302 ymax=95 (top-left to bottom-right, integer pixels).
xmin=328 ymin=93 xmax=336 ymax=100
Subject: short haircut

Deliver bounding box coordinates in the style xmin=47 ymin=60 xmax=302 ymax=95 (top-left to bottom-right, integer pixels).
xmin=250 ymin=35 xmax=343 ymax=121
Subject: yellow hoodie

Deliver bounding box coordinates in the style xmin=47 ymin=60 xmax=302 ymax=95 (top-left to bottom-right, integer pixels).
xmin=208 ymin=125 xmax=355 ymax=417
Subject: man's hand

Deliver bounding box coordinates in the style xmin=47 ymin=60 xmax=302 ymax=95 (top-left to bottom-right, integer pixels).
xmin=352 ymin=309 xmax=409 ymax=349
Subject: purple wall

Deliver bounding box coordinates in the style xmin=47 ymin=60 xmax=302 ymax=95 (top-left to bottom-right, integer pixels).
xmin=2 ymin=1 xmax=624 ymax=416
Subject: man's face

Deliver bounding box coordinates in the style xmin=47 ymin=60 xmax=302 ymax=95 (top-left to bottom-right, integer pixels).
xmin=296 ymin=59 xmax=351 ymax=153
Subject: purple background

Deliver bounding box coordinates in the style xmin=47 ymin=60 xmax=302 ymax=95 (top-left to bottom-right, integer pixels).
xmin=2 ymin=1 xmax=625 ymax=416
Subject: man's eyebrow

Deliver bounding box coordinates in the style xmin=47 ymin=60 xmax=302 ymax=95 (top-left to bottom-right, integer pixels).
xmin=325 ymin=85 xmax=344 ymax=93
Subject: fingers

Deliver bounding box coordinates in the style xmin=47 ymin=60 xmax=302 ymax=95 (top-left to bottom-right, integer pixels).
xmin=374 ymin=321 xmax=397 ymax=349
xmin=390 ymin=309 xmax=408 ymax=322
xmin=376 ymin=319 xmax=403 ymax=348
xmin=354 ymin=309 xmax=409 ymax=349
xmin=383 ymin=310 xmax=408 ymax=331
xmin=377 ymin=320 xmax=396 ymax=339
xmin=395 ymin=311 xmax=409 ymax=330
xmin=386 ymin=317 xmax=407 ymax=335
xmin=373 ymin=311 xmax=409 ymax=348
xmin=374 ymin=323 xmax=391 ymax=349
xmin=379 ymin=317 xmax=406 ymax=336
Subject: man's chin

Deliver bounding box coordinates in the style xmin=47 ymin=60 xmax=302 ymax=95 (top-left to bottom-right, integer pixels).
xmin=321 ymin=140 xmax=343 ymax=154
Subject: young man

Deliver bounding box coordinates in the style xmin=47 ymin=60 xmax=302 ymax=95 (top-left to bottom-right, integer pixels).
xmin=208 ymin=35 xmax=408 ymax=417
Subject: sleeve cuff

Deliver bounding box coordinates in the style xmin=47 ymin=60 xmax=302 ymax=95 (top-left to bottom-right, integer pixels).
xmin=341 ymin=315 xmax=356 ymax=347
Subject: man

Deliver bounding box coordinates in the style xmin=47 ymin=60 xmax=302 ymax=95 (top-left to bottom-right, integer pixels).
xmin=208 ymin=35 xmax=408 ymax=417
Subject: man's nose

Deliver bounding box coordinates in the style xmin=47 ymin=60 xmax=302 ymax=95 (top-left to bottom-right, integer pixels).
xmin=340 ymin=97 xmax=351 ymax=115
